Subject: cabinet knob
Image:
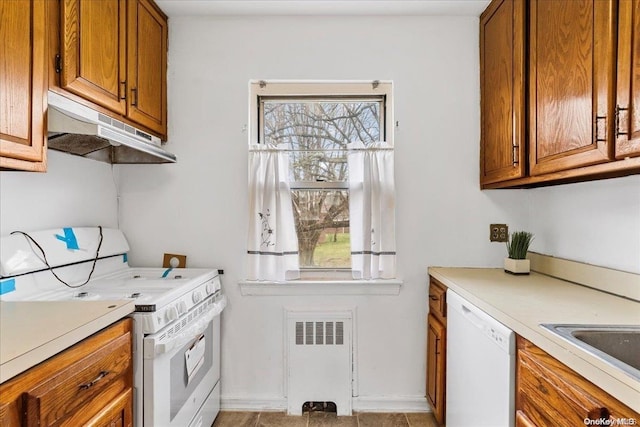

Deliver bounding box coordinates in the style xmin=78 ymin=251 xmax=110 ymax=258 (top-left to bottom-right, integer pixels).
xmin=586 ymin=407 xmax=610 ymax=420
xmin=429 ymin=295 xmax=439 ymax=301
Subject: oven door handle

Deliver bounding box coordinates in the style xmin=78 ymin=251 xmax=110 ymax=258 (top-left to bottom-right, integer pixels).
xmin=144 ymin=295 xmax=227 ymax=359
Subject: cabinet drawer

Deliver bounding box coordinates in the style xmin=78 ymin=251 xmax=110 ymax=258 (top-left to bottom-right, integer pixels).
xmin=517 ymin=341 xmax=639 ymax=426
xmin=428 ymin=277 xmax=447 ymax=321
xmin=24 ymin=332 xmax=131 ymax=426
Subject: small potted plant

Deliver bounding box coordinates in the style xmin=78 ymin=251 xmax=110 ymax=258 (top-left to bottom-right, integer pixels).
xmin=504 ymin=231 xmax=534 ymax=274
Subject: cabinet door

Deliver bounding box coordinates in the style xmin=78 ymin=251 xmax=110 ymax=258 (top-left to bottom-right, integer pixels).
xmin=515 ymin=410 xmax=537 ymax=427
xmin=529 ymin=0 xmax=616 ymax=175
xmin=480 ymin=0 xmax=526 ymax=186
xmin=516 ymin=336 xmax=640 ymax=426
xmin=84 ymin=388 xmax=132 ymax=427
xmin=60 ymin=0 xmax=127 ymax=114
xmin=0 ymin=0 xmax=47 ymax=171
xmin=426 ymin=313 xmax=446 ymax=425
xmin=127 ymin=0 xmax=167 ymax=137
xmin=616 ymin=0 xmax=640 ymax=158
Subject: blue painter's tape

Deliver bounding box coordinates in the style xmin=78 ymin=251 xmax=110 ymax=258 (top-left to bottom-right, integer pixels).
xmin=123 ymin=253 xmax=128 ymax=263
xmin=0 ymin=279 xmax=16 ymax=295
xmin=55 ymin=228 xmax=79 ymax=250
xmin=161 ymin=268 xmax=173 ymax=278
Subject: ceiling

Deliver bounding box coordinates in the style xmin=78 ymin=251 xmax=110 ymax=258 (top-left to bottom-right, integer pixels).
xmin=154 ymin=0 xmax=492 ymax=17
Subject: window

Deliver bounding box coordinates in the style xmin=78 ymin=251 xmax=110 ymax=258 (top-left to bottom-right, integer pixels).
xmin=247 ymin=81 xmax=396 ymax=281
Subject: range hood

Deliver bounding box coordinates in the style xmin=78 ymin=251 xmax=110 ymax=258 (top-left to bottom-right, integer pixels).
xmin=47 ymin=91 xmax=176 ymax=164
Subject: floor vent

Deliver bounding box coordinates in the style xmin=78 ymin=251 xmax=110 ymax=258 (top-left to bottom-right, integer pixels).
xmin=286 ymin=310 xmax=353 ymax=416
xmin=302 ymin=401 xmax=337 ymax=413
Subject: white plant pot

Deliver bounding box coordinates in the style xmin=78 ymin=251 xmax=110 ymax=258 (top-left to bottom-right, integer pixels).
xmin=504 ymin=257 xmax=530 ymax=275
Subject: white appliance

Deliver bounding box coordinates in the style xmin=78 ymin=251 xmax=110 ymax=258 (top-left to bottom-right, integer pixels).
xmin=446 ymin=289 xmax=515 ymax=427
xmin=47 ymin=91 xmax=177 ymax=164
xmin=0 ymin=227 xmax=226 ymax=427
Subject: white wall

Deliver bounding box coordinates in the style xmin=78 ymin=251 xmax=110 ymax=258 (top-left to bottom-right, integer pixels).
xmin=527 ymin=175 xmax=640 ymax=274
xmin=2 ymin=12 xmax=637 ymax=412
xmin=0 ymin=151 xmax=118 ymax=235
xmin=116 ymin=15 xmax=530 ymax=410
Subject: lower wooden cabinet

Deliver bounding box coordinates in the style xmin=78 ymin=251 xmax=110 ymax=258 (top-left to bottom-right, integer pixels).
xmin=426 ymin=313 xmax=446 ymax=424
xmin=0 ymin=319 xmax=133 ymax=426
xmin=516 ymin=336 xmax=640 ymax=426
xmin=426 ymin=277 xmax=447 ymax=425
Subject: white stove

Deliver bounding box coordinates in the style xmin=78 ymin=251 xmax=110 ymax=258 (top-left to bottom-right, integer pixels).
xmin=0 ymin=227 xmax=226 ymax=427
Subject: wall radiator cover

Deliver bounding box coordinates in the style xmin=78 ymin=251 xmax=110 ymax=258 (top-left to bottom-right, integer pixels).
xmin=286 ymin=310 xmax=353 ymax=416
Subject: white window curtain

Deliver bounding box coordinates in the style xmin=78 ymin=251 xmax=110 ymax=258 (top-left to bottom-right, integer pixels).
xmin=246 ymin=144 xmax=300 ymax=281
xmin=348 ymin=141 xmax=396 ymax=279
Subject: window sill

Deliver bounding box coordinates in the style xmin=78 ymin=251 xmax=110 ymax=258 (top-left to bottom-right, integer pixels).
xmin=238 ymin=279 xmax=403 ymax=296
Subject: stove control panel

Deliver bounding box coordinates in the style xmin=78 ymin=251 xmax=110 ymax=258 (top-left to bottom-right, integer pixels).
xmin=192 ymin=290 xmax=203 ymax=304
xmin=138 ymin=275 xmax=222 ymax=334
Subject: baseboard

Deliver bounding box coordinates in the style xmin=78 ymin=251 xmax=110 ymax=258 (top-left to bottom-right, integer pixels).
xmin=221 ymin=397 xmax=287 ymax=411
xmin=352 ymin=396 xmax=431 ymax=413
xmin=221 ymin=395 xmax=431 ymax=413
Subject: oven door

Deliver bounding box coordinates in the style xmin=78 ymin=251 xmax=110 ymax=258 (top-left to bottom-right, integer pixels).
xmin=142 ymin=296 xmax=225 ymax=427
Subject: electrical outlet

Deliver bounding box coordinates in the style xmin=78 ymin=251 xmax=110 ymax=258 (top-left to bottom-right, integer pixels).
xmin=163 ymin=253 xmax=187 ymax=268
xmin=490 ymin=224 xmax=509 ymax=242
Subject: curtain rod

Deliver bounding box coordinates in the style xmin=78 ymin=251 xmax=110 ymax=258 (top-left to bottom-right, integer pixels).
xmin=249 ymin=147 xmax=394 ymax=152
xmin=258 ymin=80 xmax=381 ymax=89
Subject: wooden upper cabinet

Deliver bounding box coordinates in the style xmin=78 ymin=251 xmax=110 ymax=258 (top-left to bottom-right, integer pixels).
xmin=0 ymin=0 xmax=47 ymax=172
xmin=616 ymin=0 xmax=640 ymax=158
xmin=60 ymin=0 xmax=127 ymax=115
xmin=529 ymin=0 xmax=617 ymax=175
xmin=57 ymin=0 xmax=167 ymax=139
xmin=127 ymin=0 xmax=168 ymax=137
xmin=480 ymin=0 xmax=526 ymax=186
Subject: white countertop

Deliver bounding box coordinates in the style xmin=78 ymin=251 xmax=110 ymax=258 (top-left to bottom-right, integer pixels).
xmin=0 ymin=300 xmax=135 ymax=383
xmin=428 ymin=267 xmax=640 ymax=413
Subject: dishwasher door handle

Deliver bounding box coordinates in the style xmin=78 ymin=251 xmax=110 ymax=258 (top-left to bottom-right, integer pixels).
xmin=462 ymin=304 xmax=486 ymax=330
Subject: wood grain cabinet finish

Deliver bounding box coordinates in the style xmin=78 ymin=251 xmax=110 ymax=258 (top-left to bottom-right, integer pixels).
xmin=126 ymin=0 xmax=168 ymax=137
xmin=616 ymin=0 xmax=640 ymax=158
xmin=58 ymin=0 xmax=168 ymax=139
xmin=0 ymin=319 xmax=133 ymax=427
xmin=516 ymin=336 xmax=640 ymax=427
xmin=0 ymin=0 xmax=47 ymax=172
xmin=480 ymin=0 xmax=640 ymax=188
xmin=426 ymin=277 xmax=447 ymax=426
xmin=60 ymin=0 xmax=127 ymax=115
xmin=480 ymin=0 xmax=526 ymax=186
xmin=529 ymin=0 xmax=617 ymax=176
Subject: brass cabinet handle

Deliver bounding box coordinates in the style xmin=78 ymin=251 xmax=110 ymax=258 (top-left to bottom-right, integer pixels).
xmin=429 ymin=295 xmax=439 ymax=301
xmin=595 ymin=116 xmax=607 ymax=142
xmin=616 ymin=105 xmax=629 ymax=138
xmin=120 ymin=81 xmax=127 ymax=100
xmin=131 ymin=88 xmax=138 ymax=106
xmin=512 ymin=145 xmax=520 ymax=166
xmin=79 ymin=370 xmax=109 ymax=390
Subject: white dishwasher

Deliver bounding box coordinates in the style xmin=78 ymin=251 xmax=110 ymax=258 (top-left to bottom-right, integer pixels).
xmin=446 ymin=289 xmax=515 ymax=427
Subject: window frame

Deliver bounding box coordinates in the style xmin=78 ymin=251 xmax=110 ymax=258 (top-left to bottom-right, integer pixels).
xmin=249 ymin=80 xmax=394 ymax=147
xmin=248 ymin=81 xmax=394 ymax=280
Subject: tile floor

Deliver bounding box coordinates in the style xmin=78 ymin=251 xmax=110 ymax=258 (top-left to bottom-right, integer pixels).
xmin=212 ymin=411 xmax=439 ymax=427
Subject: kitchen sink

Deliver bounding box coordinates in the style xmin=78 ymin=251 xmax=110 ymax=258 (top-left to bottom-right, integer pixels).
xmin=540 ymin=324 xmax=640 ymax=381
